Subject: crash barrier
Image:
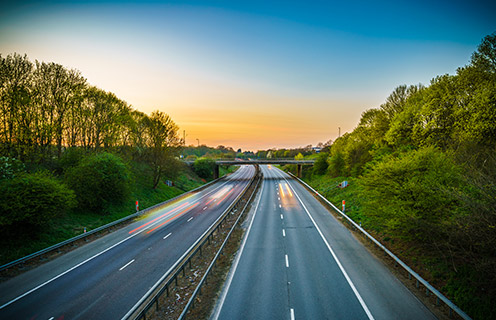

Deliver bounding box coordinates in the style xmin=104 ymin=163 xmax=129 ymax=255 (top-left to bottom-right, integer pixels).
xmin=0 ymin=176 xmax=225 ymax=272
xmin=288 ymin=172 xmax=471 ymax=320
xmin=178 ymin=169 xmax=262 ymax=319
xmin=124 ymin=165 xmax=260 ymax=320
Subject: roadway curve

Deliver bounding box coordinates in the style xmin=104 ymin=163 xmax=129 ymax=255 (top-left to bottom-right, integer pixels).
xmin=212 ymin=165 xmax=436 ymax=320
xmin=0 ymin=165 xmax=255 ymax=320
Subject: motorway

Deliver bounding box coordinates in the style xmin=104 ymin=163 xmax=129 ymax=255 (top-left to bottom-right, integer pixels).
xmin=212 ymin=165 xmax=436 ymax=320
xmin=0 ymin=165 xmax=255 ymax=320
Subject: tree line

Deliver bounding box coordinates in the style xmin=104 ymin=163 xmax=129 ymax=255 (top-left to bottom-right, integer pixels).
xmin=0 ymin=53 xmax=189 ymax=240
xmin=0 ymin=53 xmax=183 ymax=188
xmin=305 ymin=33 xmax=495 ymax=319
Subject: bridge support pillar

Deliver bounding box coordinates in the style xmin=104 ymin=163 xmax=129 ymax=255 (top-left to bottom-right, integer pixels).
xmin=297 ymin=164 xmax=302 ymax=178
xmin=214 ymin=164 xmax=220 ymax=179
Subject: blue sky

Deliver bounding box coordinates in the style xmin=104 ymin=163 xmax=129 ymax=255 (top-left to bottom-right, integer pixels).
xmin=1 ymin=1 xmax=495 ymax=150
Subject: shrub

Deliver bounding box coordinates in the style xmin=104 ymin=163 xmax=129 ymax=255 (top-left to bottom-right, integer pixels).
xmin=0 ymin=173 xmax=75 ymax=227
xmin=313 ymin=152 xmax=329 ymax=175
xmin=66 ymin=152 xmax=131 ymax=213
xmin=360 ymin=147 xmax=465 ymax=242
xmin=192 ymin=158 xmax=216 ymax=179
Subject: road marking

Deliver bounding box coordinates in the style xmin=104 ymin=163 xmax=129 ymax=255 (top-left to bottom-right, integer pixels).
xmin=123 ymin=167 xmax=255 ymax=320
xmin=163 ymin=233 xmax=172 ymax=239
xmin=280 ymin=214 xmax=283 ymax=220
xmin=147 ymin=203 xmax=200 ymax=233
xmin=1 ymin=167 xmax=250 ymax=311
xmin=203 ymin=206 xmax=207 ymax=210
xmin=282 ymin=173 xmax=375 ymax=320
xmin=279 ymin=204 xmax=282 ymax=208
xmin=285 ymin=254 xmax=289 ymax=268
xmin=290 ymin=308 xmax=295 ymax=320
xmin=119 ymin=259 xmax=135 ymax=271
xmin=128 ymin=202 xmax=190 ymax=234
xmin=48 ymin=317 xmax=54 ymax=320
xmin=187 ymin=217 xmax=194 ymax=222
xmin=211 ymin=178 xmax=265 ymax=320
xmin=282 ymin=229 xmax=286 ymax=237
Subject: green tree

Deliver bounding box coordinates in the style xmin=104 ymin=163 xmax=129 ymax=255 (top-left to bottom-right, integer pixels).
xmin=66 ymin=152 xmax=131 ymax=213
xmin=328 ymin=151 xmax=346 ymax=177
xmin=313 ymin=152 xmax=329 ymax=175
xmin=0 ymin=172 xmax=75 ymax=228
xmin=0 ymin=53 xmax=34 ymax=159
xmin=193 ymin=158 xmax=216 ymax=179
xmin=143 ymin=111 xmax=182 ymax=188
xmin=360 ymin=147 xmax=464 ymax=242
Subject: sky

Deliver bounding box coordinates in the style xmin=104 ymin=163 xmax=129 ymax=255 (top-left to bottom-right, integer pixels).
xmin=1 ymin=0 xmax=495 ymax=151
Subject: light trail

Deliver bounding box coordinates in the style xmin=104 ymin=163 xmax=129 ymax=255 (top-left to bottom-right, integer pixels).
xmin=128 ymin=202 xmax=190 ymax=234
xmin=146 ymin=203 xmax=200 ymax=234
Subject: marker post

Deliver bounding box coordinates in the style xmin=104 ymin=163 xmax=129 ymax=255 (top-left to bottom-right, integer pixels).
xmin=342 ymin=200 xmax=345 ymax=213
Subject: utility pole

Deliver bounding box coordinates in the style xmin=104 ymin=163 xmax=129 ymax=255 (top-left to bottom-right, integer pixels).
xmin=338 ymin=127 xmax=341 ymax=138
xmin=183 ymin=130 xmax=186 ymax=146
xmin=196 ymin=138 xmax=200 ymax=147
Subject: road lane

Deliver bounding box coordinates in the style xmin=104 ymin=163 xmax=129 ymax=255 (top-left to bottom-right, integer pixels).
xmin=0 ymin=165 xmax=255 ymax=320
xmin=213 ymin=165 xmax=436 ymax=320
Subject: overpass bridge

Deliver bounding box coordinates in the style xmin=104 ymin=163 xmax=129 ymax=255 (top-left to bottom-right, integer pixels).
xmin=185 ymin=159 xmax=315 ymax=178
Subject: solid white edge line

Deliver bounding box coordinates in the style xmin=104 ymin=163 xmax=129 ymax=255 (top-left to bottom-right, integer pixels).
xmin=0 ymin=167 xmax=249 ymax=311
xmin=211 ymin=169 xmax=266 ymax=320
xmin=119 ymin=259 xmax=135 ymax=271
xmin=123 ymin=165 xmax=256 ymax=320
xmin=276 ymin=168 xmax=375 ymax=320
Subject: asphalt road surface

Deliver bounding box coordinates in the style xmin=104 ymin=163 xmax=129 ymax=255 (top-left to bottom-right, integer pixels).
xmin=0 ymin=165 xmax=255 ymax=320
xmin=212 ymin=165 xmax=436 ymax=320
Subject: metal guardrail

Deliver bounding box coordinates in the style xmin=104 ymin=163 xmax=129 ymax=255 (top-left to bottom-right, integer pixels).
xmin=178 ymin=169 xmax=262 ymax=319
xmin=288 ymin=172 xmax=471 ymax=320
xmin=123 ymin=166 xmax=260 ymax=320
xmin=0 ymin=176 xmax=225 ymax=272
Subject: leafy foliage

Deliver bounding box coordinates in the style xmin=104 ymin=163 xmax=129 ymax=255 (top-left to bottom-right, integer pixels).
xmin=313 ymin=152 xmax=329 ymax=175
xmin=192 ymin=158 xmax=216 ymax=179
xmin=0 ymin=172 xmax=75 ymax=227
xmin=65 ymin=153 xmax=131 ymax=214
xmin=360 ymin=147 xmax=464 ymax=241
xmin=307 ymin=33 xmax=496 ymax=318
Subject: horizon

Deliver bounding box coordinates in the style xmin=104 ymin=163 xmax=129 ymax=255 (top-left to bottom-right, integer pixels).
xmin=1 ymin=0 xmax=495 ymax=151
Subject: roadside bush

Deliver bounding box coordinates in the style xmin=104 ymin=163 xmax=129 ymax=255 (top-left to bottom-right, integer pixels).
xmin=192 ymin=158 xmax=215 ymax=179
xmin=66 ymin=152 xmax=131 ymax=213
xmin=359 ymin=147 xmax=465 ymax=242
xmin=313 ymin=152 xmax=329 ymax=175
xmin=0 ymin=157 xmax=25 ymax=180
xmin=0 ymin=173 xmax=75 ymax=228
